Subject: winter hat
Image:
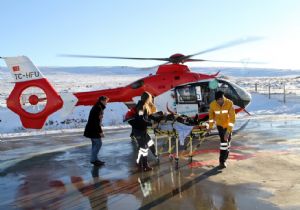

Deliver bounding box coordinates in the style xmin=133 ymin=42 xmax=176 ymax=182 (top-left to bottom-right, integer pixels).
xmin=215 ymin=91 xmax=224 ymax=100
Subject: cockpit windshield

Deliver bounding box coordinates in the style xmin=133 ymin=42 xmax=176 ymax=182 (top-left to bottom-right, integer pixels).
xmin=217 ymin=79 xmax=251 ymax=102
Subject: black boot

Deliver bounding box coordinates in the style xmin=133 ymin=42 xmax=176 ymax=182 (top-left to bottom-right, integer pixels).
xmin=136 ymin=157 xmax=143 ymax=171
xmin=219 ymin=150 xmax=228 ymax=169
xmin=96 ymin=160 xmax=105 ymax=165
xmin=218 ymin=162 xmax=227 ymax=169
xmin=142 ymin=156 xmax=152 ymax=172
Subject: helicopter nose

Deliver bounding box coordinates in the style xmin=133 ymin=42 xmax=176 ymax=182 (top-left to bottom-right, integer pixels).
xmin=242 ymin=98 xmax=251 ymax=108
xmin=239 ymin=90 xmax=251 ymax=108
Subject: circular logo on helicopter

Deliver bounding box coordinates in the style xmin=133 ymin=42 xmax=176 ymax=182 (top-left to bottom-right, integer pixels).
xmin=20 ymin=87 xmax=47 ymax=114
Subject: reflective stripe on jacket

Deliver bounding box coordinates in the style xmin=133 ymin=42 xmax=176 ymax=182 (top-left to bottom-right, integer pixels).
xmin=208 ymin=97 xmax=236 ymax=132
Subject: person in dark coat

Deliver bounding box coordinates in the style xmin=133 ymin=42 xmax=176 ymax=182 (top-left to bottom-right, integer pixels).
xmin=129 ymin=92 xmax=157 ymax=172
xmin=84 ymin=96 xmax=109 ymax=166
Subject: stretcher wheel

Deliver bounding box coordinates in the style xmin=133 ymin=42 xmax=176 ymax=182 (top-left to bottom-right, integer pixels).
xmin=175 ymin=158 xmax=179 ymax=170
xmin=189 ymin=156 xmax=193 ymax=163
xmin=156 ymin=157 xmax=160 ymax=164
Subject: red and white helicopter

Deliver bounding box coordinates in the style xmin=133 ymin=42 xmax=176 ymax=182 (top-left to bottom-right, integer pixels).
xmin=1 ymin=38 xmax=260 ymax=129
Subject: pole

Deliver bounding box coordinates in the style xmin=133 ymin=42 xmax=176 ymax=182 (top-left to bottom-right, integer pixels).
xmin=189 ymin=136 xmax=193 ymax=163
xmin=175 ymin=135 xmax=179 ymax=170
xmin=155 ymin=135 xmax=159 ymax=164
xmin=168 ymin=136 xmax=172 ymax=156
xmin=268 ymin=82 xmax=271 ymax=99
xmin=283 ymin=82 xmax=286 ymax=103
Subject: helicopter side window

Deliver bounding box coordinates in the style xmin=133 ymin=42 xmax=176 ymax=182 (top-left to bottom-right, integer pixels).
xmin=194 ymin=84 xmax=211 ymax=113
xmin=196 ymin=86 xmax=202 ymax=101
xmin=131 ymin=80 xmax=144 ymax=89
xmin=175 ymin=85 xmax=197 ymax=104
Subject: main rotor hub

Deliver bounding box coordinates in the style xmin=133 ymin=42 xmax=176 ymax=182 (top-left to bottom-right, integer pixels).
xmin=169 ymin=53 xmax=186 ymax=64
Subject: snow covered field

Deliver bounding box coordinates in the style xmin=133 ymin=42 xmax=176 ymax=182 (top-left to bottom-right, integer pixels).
xmin=0 ymin=66 xmax=299 ymax=135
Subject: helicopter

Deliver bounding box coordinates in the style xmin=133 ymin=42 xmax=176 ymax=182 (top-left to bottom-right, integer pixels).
xmin=1 ymin=37 xmax=261 ymax=129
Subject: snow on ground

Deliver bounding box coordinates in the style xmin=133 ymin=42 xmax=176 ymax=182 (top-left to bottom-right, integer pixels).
xmin=247 ymin=93 xmax=300 ymax=115
xmin=0 ymin=66 xmax=299 ymax=135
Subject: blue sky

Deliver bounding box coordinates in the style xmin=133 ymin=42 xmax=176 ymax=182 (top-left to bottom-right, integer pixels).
xmin=0 ymin=0 xmax=300 ymax=69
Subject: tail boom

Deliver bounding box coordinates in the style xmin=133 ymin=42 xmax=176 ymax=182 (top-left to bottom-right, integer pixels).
xmin=74 ymin=86 xmax=145 ymax=106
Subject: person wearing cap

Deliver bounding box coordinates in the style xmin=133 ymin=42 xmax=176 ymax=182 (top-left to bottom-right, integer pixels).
xmin=84 ymin=96 xmax=109 ymax=166
xmin=208 ymin=91 xmax=236 ymax=169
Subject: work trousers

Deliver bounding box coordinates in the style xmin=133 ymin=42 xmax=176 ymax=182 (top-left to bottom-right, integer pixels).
xmin=217 ymin=126 xmax=232 ymax=164
xmin=132 ymin=129 xmax=156 ymax=164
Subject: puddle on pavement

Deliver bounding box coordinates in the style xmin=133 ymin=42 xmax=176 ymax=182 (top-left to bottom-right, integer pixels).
xmin=1 ymin=115 xmax=300 ymax=209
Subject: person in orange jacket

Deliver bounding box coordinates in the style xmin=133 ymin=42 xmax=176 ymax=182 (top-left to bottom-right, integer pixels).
xmin=208 ymin=91 xmax=236 ymax=169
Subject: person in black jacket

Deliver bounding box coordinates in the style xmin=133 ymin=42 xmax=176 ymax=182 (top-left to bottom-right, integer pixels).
xmin=129 ymin=92 xmax=157 ymax=172
xmin=84 ymin=96 xmax=109 ymax=166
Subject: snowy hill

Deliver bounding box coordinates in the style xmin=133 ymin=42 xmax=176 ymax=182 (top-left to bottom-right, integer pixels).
xmin=0 ymin=66 xmax=300 ymax=135
xmin=191 ymin=67 xmax=300 ymax=77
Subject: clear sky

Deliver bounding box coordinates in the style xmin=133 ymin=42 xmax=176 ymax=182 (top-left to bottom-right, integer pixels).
xmin=0 ymin=0 xmax=300 ymax=69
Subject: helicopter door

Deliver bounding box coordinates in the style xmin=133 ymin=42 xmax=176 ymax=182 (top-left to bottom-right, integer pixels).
xmin=175 ymin=85 xmax=198 ymax=117
xmin=196 ymin=83 xmax=212 ymax=113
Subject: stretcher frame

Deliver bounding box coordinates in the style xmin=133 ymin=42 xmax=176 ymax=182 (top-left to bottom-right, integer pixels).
xmin=149 ymin=121 xmax=207 ymax=169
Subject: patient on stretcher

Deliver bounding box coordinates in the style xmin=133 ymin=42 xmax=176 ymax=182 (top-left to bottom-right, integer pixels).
xmin=149 ymin=111 xmax=200 ymax=126
xmin=149 ymin=111 xmax=207 ymax=146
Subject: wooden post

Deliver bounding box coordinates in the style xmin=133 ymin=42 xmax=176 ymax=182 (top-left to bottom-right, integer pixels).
xmin=255 ymin=83 xmax=258 ymax=92
xmin=283 ymin=82 xmax=286 ymax=103
xmin=268 ymin=82 xmax=271 ymax=99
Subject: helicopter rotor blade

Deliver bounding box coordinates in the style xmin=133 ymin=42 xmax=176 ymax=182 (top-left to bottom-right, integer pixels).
xmin=183 ymin=36 xmax=264 ymax=61
xmin=59 ymin=36 xmax=264 ymax=65
xmin=185 ymin=58 xmax=266 ymax=64
xmin=59 ymin=54 xmax=170 ymax=62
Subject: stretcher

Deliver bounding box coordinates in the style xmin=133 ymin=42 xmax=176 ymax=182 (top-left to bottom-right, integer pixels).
xmin=148 ymin=112 xmax=208 ymax=169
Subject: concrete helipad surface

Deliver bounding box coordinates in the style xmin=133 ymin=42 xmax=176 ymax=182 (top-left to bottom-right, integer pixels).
xmin=1 ymin=115 xmax=300 ymax=210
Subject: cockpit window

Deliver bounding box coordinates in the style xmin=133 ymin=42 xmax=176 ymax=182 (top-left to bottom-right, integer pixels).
xmin=131 ymin=80 xmax=144 ymax=89
xmin=217 ymin=79 xmax=251 ymax=102
xmin=226 ymin=80 xmax=251 ymax=101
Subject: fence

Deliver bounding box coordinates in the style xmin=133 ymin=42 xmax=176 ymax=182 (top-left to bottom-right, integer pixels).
xmin=241 ymin=81 xmax=300 ymax=104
